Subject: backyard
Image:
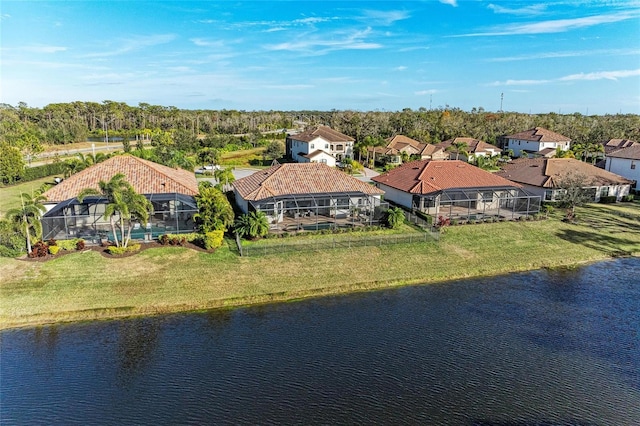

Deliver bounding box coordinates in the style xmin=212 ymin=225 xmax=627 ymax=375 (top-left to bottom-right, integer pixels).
xmin=1 ymin=201 xmax=639 ymax=329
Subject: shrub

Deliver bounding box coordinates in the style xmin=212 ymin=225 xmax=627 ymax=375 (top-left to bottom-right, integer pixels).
xmin=48 ymin=245 xmax=60 ymax=255
xmin=106 ymin=244 xmax=141 ymax=255
xmin=29 ymin=241 xmax=49 ymax=258
xmin=0 ymin=245 xmax=21 ymax=258
xmin=76 ymin=239 xmax=85 ymax=250
xmin=201 ymin=230 xmax=224 ymax=250
xmin=599 ymin=196 xmax=617 ymax=204
xmin=20 ymin=162 xmax=68 ymax=183
xmin=160 ymin=233 xmax=200 ymax=246
xmin=436 ymin=216 xmax=451 ymax=228
xmin=621 ymin=195 xmax=635 ymax=202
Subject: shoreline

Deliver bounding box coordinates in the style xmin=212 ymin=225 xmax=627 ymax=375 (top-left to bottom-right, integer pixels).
xmin=1 ymin=253 xmax=634 ymax=331
xmin=2 ymin=203 xmax=639 ymax=331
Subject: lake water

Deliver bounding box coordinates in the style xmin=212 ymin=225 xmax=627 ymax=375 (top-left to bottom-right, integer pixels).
xmin=1 ymin=258 xmax=639 ymax=425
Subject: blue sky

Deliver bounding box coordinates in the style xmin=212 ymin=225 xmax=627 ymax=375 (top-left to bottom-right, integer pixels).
xmin=1 ymin=1 xmax=639 ymax=114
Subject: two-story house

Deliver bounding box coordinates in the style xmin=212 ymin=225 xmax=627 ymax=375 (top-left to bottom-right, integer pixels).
xmin=505 ymin=127 xmax=571 ymax=158
xmin=286 ymin=125 xmax=354 ymax=165
xmin=605 ymin=145 xmax=640 ymax=191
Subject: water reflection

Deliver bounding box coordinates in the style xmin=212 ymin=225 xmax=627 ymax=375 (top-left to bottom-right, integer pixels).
xmin=1 ymin=258 xmax=639 ymax=425
xmin=116 ymin=320 xmax=160 ymax=384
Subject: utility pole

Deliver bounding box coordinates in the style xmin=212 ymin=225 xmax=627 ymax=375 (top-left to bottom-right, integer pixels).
xmin=500 ymin=93 xmax=504 ymax=112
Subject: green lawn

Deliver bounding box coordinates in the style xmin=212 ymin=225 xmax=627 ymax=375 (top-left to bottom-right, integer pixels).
xmin=1 ymin=202 xmax=639 ymax=329
xmin=0 ymin=176 xmax=56 ymax=217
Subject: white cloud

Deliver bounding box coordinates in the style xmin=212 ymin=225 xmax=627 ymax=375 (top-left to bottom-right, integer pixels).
xmin=488 ymin=48 xmax=640 ymax=62
xmin=487 ymin=4 xmax=546 ymax=16
xmin=264 ymin=84 xmax=314 ymax=90
xmin=85 ymin=34 xmax=177 ymax=58
xmin=439 ymin=0 xmax=458 ymax=7
xmin=6 ymin=45 xmax=67 ymax=54
xmin=394 ymin=66 xmax=408 ymax=71
xmin=190 ymin=38 xmax=224 ymax=47
xmin=292 ymin=17 xmax=333 ymax=25
xmin=0 ymin=13 xmax=10 ymax=21
xmin=415 ymin=89 xmax=438 ymax=95
xmin=264 ymin=27 xmax=382 ymax=55
xmin=360 ymin=10 xmax=411 ymax=25
xmin=559 ymin=69 xmax=640 ymax=81
xmin=454 ymin=11 xmax=638 ymax=36
xmin=489 ymin=68 xmax=640 ymax=86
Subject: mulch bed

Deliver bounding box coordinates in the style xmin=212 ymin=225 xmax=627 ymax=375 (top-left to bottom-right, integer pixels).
xmin=19 ymin=241 xmax=215 ymax=262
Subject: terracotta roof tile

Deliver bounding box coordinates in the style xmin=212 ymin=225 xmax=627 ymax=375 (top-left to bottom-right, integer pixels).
xmin=371 ymin=160 xmax=520 ymax=195
xmin=495 ymin=157 xmax=632 ymax=188
xmin=438 ymin=137 xmax=501 ymax=155
xmin=42 ymin=155 xmax=199 ymax=202
xmin=604 ymin=139 xmax=640 ymax=155
xmin=607 ymin=145 xmax=640 ymax=160
xmin=288 ymin=125 xmax=354 ymax=143
xmin=233 ymin=163 xmax=383 ymax=201
xmin=505 ymin=127 xmax=570 ymax=143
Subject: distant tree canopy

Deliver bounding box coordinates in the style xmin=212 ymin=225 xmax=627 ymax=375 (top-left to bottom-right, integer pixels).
xmin=2 ymin=102 xmax=639 ymax=154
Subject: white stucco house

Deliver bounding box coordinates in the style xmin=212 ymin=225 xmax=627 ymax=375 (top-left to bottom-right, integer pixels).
xmin=371 ymin=160 xmax=541 ymax=220
xmin=605 ymin=145 xmax=640 ymax=191
xmin=496 ymin=157 xmax=633 ymax=202
xmin=436 ymin=137 xmax=502 ymax=162
xmin=286 ymin=125 xmax=354 ymax=164
xmin=232 ymin=163 xmax=386 ymax=231
xmin=300 ymin=150 xmax=336 ymax=167
xmin=505 ymin=127 xmax=571 ymax=158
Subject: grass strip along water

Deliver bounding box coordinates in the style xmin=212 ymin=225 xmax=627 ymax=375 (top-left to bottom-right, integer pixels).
xmin=1 ymin=203 xmax=639 ymax=329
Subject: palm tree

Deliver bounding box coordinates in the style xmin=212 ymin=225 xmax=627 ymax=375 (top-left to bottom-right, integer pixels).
xmin=447 ymin=141 xmax=469 ymax=161
xmin=213 ymin=167 xmax=235 ymax=192
xmin=363 ymin=135 xmax=386 ymax=168
xmin=77 ymin=173 xmax=152 ymax=247
xmin=385 ymin=207 xmax=405 ymax=229
xmin=193 ymin=184 xmax=235 ymax=232
xmin=234 ymin=211 xmax=269 ymax=239
xmin=6 ymin=192 xmax=46 ymax=253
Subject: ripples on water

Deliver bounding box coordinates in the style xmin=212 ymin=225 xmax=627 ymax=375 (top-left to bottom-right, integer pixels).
xmin=1 ymin=258 xmax=639 ymax=425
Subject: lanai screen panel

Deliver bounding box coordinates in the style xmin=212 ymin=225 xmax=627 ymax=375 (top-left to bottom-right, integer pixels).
xmin=42 ymin=193 xmax=198 ymax=242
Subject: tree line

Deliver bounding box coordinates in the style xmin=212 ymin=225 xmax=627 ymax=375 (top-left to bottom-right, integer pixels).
xmin=2 ymin=101 xmax=639 ymax=184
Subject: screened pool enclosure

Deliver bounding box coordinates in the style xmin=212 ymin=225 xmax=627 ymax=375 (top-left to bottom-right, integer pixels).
xmin=41 ymin=193 xmax=198 ymax=243
xmin=411 ymin=187 xmax=541 ymax=220
xmin=247 ymin=191 xmax=389 ymax=232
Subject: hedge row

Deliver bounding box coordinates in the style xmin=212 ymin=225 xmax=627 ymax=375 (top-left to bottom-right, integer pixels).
xmin=21 ymin=162 xmax=67 ymax=183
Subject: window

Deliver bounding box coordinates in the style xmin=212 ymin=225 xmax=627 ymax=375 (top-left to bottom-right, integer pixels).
xmin=600 ymin=187 xmax=609 ymax=197
xmin=336 ymin=144 xmax=344 ymax=151
xmin=632 ymin=161 xmax=636 ymax=170
xmin=320 ymin=158 xmax=327 ymax=164
xmin=310 ymin=144 xmax=314 ymax=149
xmin=325 ymin=143 xmax=329 ymax=149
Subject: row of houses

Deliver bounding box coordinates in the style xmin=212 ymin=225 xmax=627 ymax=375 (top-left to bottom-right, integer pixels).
xmin=42 ymin=127 xmax=640 ymax=239
xmin=286 ymin=124 xmax=640 ymax=191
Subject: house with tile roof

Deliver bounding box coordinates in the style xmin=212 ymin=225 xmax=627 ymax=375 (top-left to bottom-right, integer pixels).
xmin=367 ymin=135 xmax=446 ymax=165
xmin=41 ymin=155 xmax=200 ymax=241
xmin=496 ymin=157 xmax=633 ymax=202
xmin=286 ymin=125 xmax=354 ymax=164
xmin=233 ymin=163 xmax=386 ymax=231
xmin=605 ymin=145 xmax=640 ymax=190
xmin=505 ymin=127 xmax=571 ymax=158
xmin=602 ymin=138 xmax=639 ymax=154
xmin=371 ymin=160 xmax=540 ymax=220
xmin=436 ymin=137 xmax=501 ymax=162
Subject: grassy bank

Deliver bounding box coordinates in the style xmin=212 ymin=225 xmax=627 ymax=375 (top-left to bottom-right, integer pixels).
xmin=1 ymin=203 xmax=639 ymax=329
xmin=0 ymin=176 xmax=55 ymax=216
